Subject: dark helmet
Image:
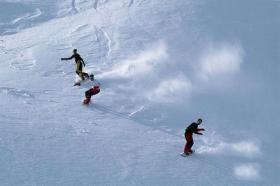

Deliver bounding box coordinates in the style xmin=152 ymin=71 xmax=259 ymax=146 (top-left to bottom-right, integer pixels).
xmin=73 ymin=49 xmax=77 ymax=53
xmin=197 ymin=118 xmax=203 ymax=123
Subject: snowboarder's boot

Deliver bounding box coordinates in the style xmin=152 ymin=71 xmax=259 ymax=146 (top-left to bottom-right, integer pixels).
xmin=83 ymin=98 xmax=91 ymax=105
xmin=74 ymin=82 xmax=81 ymax=86
xmin=82 ymin=72 xmax=89 ymax=80
xmin=180 ymin=153 xmax=189 ymax=157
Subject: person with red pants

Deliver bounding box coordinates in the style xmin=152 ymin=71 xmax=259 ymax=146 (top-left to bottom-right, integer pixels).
xmin=182 ymin=118 xmax=205 ymax=156
xmin=83 ymin=84 xmax=100 ymax=105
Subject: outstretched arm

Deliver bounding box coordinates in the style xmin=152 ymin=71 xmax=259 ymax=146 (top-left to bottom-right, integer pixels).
xmin=194 ymin=128 xmax=205 ymax=135
xmin=61 ymin=55 xmax=74 ymax=61
xmin=194 ymin=132 xmax=203 ymax=135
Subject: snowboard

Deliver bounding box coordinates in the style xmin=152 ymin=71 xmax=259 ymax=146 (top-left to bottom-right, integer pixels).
xmin=82 ymin=98 xmax=91 ymax=105
xmin=74 ymin=74 xmax=94 ymax=86
xmin=180 ymin=150 xmax=195 ymax=157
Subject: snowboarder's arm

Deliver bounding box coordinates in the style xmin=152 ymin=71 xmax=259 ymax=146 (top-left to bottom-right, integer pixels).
xmin=194 ymin=128 xmax=204 ymax=135
xmin=61 ymin=55 xmax=74 ymax=61
xmin=194 ymin=132 xmax=203 ymax=135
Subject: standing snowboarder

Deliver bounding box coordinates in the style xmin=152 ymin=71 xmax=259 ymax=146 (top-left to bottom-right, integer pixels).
xmin=181 ymin=118 xmax=205 ymax=156
xmin=61 ymin=49 xmax=88 ymax=80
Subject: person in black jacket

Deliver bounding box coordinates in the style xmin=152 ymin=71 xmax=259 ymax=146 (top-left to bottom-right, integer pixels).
xmin=182 ymin=118 xmax=205 ymax=156
xmin=61 ymin=49 xmax=87 ymax=80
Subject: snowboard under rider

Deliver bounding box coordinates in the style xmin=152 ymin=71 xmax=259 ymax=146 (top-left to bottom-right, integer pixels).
xmin=182 ymin=118 xmax=205 ymax=156
xmin=61 ymin=49 xmax=88 ymax=80
xmin=83 ymin=84 xmax=101 ymax=105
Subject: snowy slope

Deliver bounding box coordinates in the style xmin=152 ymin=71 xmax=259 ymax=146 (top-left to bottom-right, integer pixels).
xmin=0 ymin=0 xmax=279 ymax=185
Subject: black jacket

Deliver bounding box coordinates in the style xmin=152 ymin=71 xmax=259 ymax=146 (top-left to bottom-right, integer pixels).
xmin=62 ymin=53 xmax=85 ymax=66
xmin=185 ymin=122 xmax=204 ymax=135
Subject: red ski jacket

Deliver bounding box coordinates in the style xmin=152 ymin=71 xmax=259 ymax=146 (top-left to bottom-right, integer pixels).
xmin=90 ymin=86 xmax=100 ymax=95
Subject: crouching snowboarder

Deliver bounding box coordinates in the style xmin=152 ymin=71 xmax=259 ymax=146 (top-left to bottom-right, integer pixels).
xmin=181 ymin=118 xmax=205 ymax=157
xmin=83 ymin=84 xmax=100 ymax=105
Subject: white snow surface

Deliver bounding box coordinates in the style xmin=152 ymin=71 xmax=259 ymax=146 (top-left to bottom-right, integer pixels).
xmin=0 ymin=0 xmax=279 ymax=185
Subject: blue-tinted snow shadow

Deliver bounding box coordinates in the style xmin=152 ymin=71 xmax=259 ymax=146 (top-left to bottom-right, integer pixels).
xmin=0 ymin=1 xmax=61 ymax=35
xmin=0 ymin=2 xmax=32 ymax=23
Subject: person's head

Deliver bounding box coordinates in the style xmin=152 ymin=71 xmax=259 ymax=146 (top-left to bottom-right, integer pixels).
xmin=197 ymin=118 xmax=203 ymax=125
xmin=73 ymin=49 xmax=77 ymax=54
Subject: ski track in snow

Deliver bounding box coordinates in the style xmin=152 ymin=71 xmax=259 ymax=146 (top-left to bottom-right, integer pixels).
xmin=0 ymin=87 xmax=34 ymax=99
xmin=93 ymin=104 xmax=131 ymax=120
xmin=0 ymin=0 xmax=277 ymax=185
xmin=99 ymin=27 xmax=112 ymax=58
xmin=128 ymin=0 xmax=134 ymax=7
xmin=0 ymin=40 xmax=5 ymax=54
xmin=71 ymin=0 xmax=79 ymax=13
xmin=93 ymin=0 xmax=99 ymax=10
xmin=11 ymin=8 xmax=42 ymax=25
xmin=71 ymin=24 xmax=90 ymax=33
xmin=136 ymin=0 xmax=146 ymax=7
xmin=67 ymin=23 xmax=111 ymax=63
xmin=10 ymin=59 xmax=36 ymax=71
xmin=90 ymin=26 xmax=112 ymax=59
xmin=128 ymin=105 xmax=144 ymax=117
xmin=92 ymin=104 xmax=183 ymax=139
xmin=8 ymin=49 xmax=36 ymax=71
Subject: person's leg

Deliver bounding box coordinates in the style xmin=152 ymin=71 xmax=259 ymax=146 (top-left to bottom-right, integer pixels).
xmin=83 ymin=89 xmax=92 ymax=104
xmin=85 ymin=89 xmax=91 ymax=98
xmin=188 ymin=140 xmax=194 ymax=153
xmin=184 ymin=142 xmax=189 ymax=154
xmin=184 ymin=133 xmax=190 ymax=153
xmin=83 ymin=98 xmax=90 ymax=104
xmin=184 ymin=133 xmax=193 ymax=154
xmin=185 ymin=141 xmax=193 ymax=154
xmin=80 ymin=64 xmax=85 ymax=80
xmin=76 ymin=62 xmax=84 ymax=80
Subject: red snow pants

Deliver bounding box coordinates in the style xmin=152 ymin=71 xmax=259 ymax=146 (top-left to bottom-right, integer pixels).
xmin=184 ymin=132 xmax=194 ymax=153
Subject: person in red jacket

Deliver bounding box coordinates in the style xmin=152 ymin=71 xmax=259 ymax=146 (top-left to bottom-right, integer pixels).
xmin=83 ymin=84 xmax=100 ymax=105
xmin=182 ymin=118 xmax=205 ymax=156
